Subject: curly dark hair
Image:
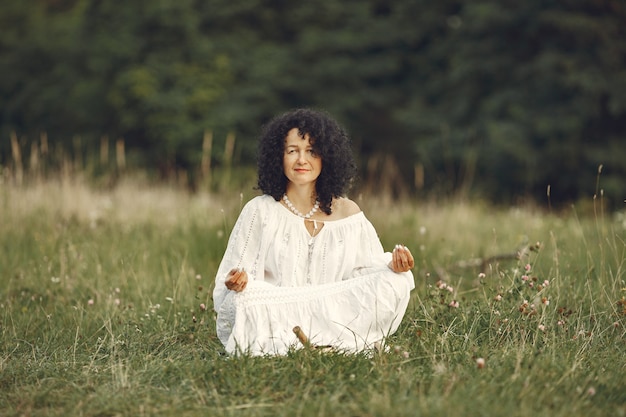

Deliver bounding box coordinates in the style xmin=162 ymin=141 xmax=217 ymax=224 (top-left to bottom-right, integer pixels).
xmin=257 ymin=108 xmax=358 ymax=214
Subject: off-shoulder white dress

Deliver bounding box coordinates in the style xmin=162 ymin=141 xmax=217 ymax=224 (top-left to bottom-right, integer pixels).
xmin=213 ymin=195 xmax=414 ymax=355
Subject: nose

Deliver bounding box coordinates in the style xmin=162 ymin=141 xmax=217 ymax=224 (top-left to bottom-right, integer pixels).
xmin=297 ymin=150 xmax=307 ymax=163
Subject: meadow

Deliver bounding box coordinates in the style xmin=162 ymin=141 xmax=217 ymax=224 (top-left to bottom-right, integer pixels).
xmin=1 ymin=178 xmax=624 ymax=416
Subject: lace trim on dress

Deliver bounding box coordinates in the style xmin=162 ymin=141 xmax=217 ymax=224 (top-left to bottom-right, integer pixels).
xmin=234 ymin=207 xmax=258 ymax=269
xmin=234 ymin=268 xmax=386 ymax=308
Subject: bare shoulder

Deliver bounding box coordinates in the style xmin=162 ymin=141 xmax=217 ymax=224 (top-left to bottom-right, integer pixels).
xmin=332 ymin=197 xmax=361 ymax=219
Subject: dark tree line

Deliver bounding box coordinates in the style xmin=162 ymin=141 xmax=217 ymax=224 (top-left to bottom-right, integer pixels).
xmin=1 ymin=0 xmax=625 ymax=207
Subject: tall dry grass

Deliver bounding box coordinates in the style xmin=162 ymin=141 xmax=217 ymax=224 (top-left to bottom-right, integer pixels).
xmin=0 ymin=177 xmax=624 ymax=417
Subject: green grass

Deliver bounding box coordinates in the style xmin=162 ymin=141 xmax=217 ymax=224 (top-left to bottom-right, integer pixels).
xmin=1 ymin=180 xmax=625 ymax=416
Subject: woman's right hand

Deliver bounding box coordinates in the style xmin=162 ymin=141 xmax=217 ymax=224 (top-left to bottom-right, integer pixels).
xmin=225 ymin=268 xmax=248 ymax=292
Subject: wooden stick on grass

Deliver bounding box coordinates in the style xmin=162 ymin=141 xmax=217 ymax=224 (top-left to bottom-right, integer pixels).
xmin=293 ymin=326 xmax=310 ymax=347
xmin=293 ymin=326 xmax=334 ymax=351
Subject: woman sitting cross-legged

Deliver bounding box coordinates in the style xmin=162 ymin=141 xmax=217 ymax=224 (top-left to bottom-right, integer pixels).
xmin=213 ymin=108 xmax=415 ymax=355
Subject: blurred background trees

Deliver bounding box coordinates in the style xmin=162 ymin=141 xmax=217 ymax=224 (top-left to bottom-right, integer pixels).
xmin=1 ymin=0 xmax=624 ymax=208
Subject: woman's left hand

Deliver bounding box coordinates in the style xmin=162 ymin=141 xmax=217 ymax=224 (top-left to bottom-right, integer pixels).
xmin=390 ymin=245 xmax=415 ymax=273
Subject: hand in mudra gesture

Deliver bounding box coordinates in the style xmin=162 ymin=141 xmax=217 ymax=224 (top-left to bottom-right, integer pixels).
xmin=225 ymin=268 xmax=248 ymax=292
xmin=390 ymin=245 xmax=415 ymax=273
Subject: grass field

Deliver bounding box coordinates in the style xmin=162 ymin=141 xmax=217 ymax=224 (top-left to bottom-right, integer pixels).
xmin=1 ymin=179 xmax=625 ymax=416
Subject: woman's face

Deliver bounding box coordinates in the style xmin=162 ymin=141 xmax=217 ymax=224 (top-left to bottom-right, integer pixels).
xmin=283 ymin=128 xmax=322 ymax=187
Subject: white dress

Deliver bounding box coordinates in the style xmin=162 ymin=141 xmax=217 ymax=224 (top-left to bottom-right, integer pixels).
xmin=213 ymin=195 xmax=414 ymax=355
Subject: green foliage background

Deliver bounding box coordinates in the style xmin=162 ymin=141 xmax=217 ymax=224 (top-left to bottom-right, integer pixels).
xmin=1 ymin=0 xmax=625 ymax=207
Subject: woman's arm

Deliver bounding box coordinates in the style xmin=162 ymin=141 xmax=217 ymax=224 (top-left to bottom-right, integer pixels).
xmin=213 ymin=198 xmax=263 ymax=309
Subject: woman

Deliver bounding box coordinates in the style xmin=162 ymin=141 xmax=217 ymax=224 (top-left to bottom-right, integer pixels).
xmin=213 ymin=108 xmax=415 ymax=355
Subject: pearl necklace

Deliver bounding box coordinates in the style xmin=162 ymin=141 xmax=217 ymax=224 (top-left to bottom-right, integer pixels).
xmin=283 ymin=194 xmax=320 ymax=219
